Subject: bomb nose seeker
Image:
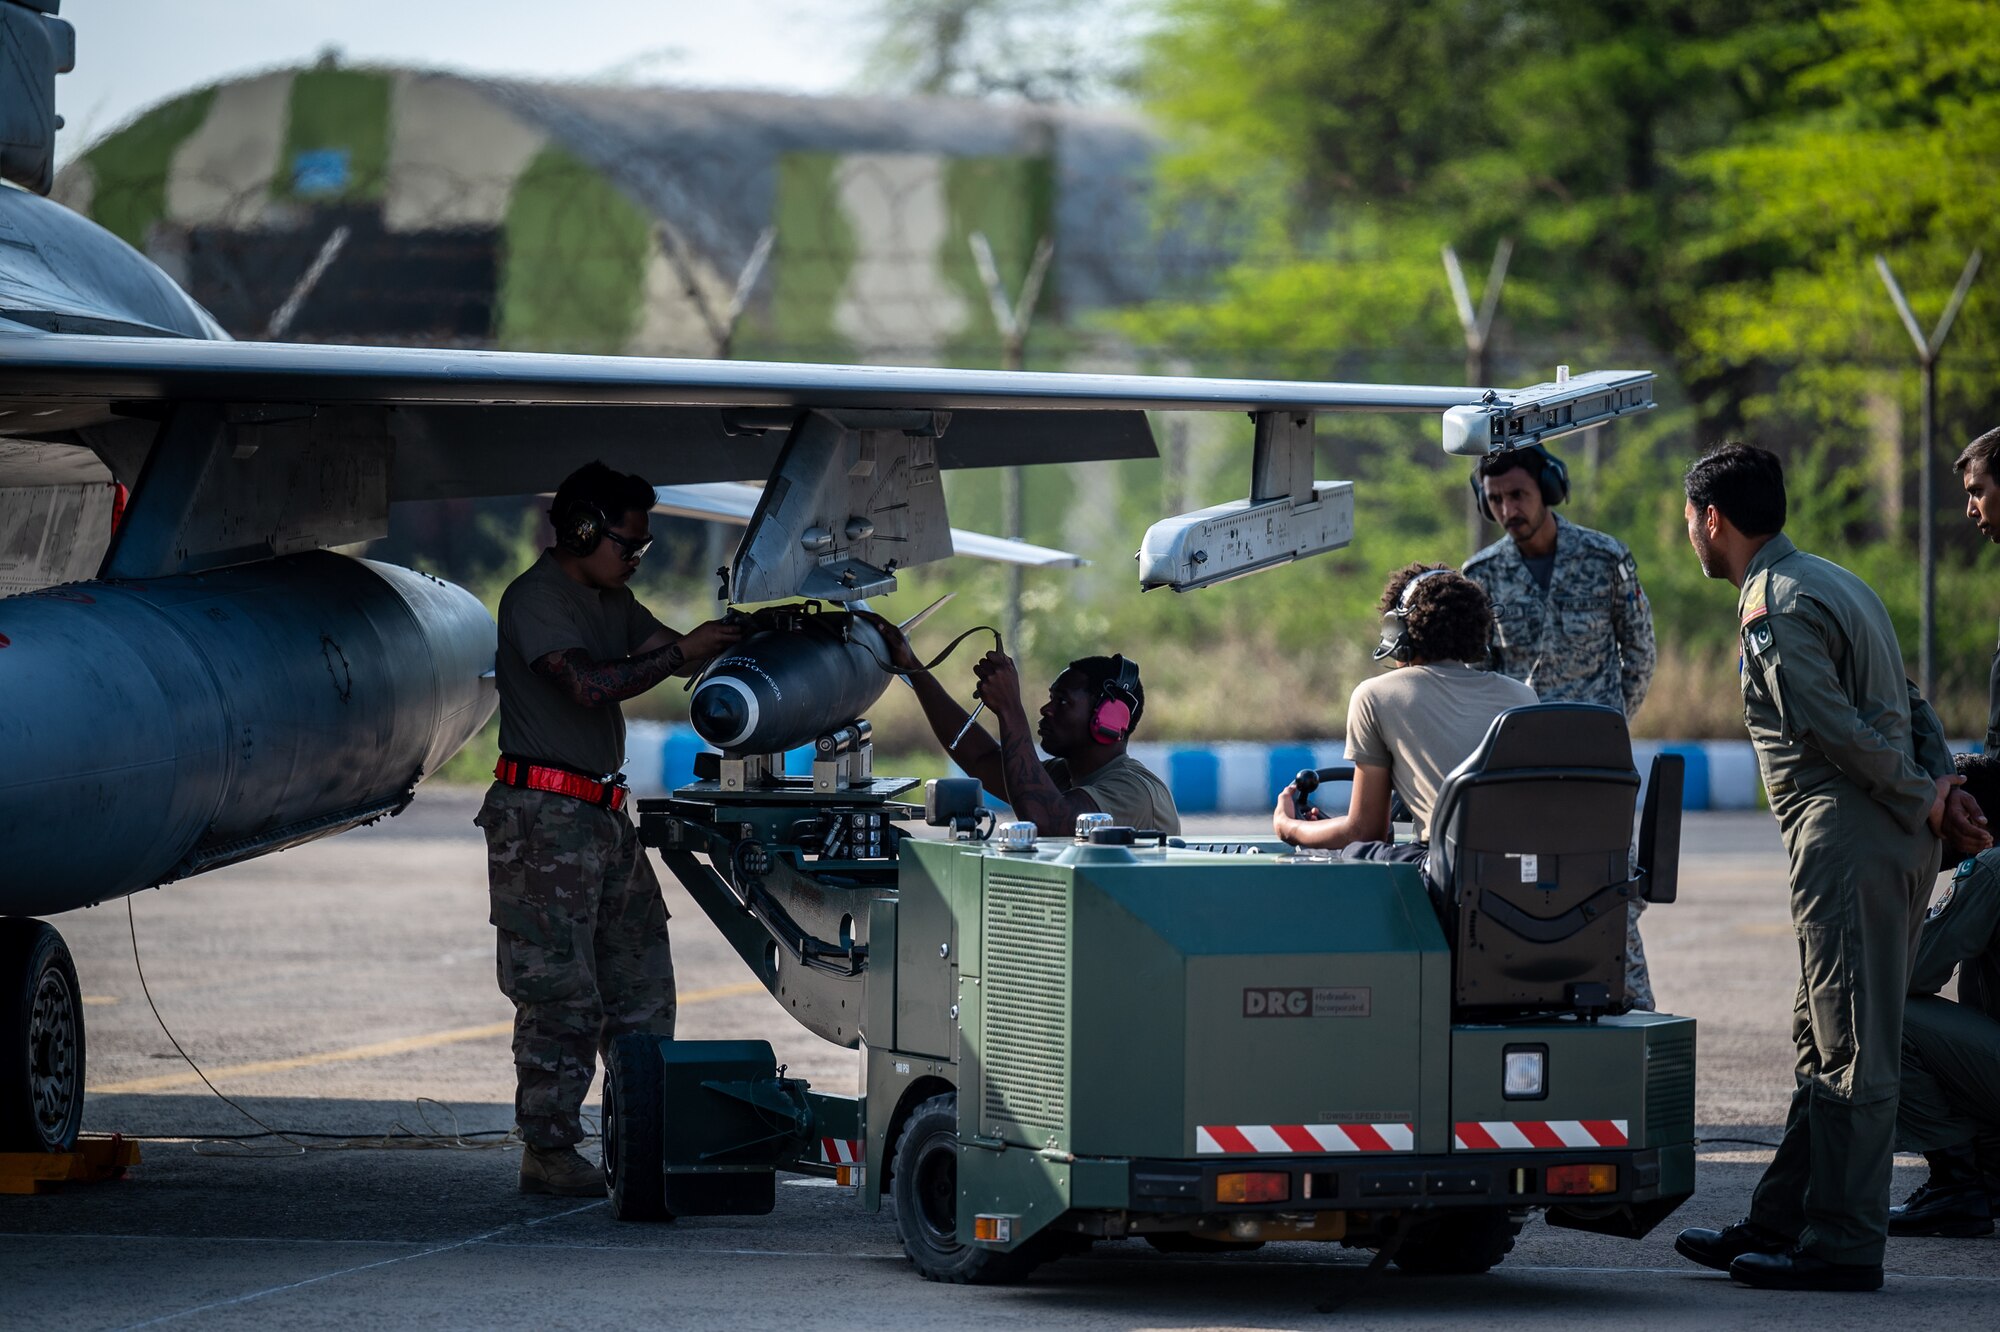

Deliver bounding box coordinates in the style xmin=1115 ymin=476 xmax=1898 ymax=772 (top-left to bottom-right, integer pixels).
xmin=688 ymin=608 xmax=894 ymax=754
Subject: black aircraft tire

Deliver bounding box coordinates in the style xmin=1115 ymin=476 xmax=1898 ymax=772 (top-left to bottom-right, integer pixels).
xmin=1390 ymin=1207 xmax=1517 ymax=1275
xmin=603 ymin=1033 xmax=671 ymax=1222
xmin=0 ymin=919 xmax=85 ymax=1153
xmin=890 ymin=1092 xmax=1041 ymax=1285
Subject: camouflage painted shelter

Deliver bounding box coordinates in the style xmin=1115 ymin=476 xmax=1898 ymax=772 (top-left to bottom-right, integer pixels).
xmin=54 ymin=64 xmax=1190 ymax=365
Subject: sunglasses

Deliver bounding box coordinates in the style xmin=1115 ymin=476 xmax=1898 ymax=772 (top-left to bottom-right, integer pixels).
xmin=603 ymin=529 xmax=654 ymax=561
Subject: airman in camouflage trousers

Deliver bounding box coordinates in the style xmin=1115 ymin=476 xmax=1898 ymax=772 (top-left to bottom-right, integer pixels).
xmin=475 ymin=783 xmax=676 ymax=1150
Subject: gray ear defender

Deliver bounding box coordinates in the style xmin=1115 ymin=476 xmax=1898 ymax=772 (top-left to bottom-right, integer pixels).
xmin=1470 ymin=444 xmax=1570 ymax=522
xmin=1374 ymin=568 xmax=1452 ymax=663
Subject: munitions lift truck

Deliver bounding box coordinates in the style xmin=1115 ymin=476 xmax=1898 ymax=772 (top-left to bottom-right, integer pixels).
xmin=613 ymin=700 xmax=1693 ymax=1282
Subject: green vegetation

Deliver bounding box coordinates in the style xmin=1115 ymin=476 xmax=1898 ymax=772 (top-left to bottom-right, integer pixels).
xmin=1110 ymin=0 xmax=2000 ymax=736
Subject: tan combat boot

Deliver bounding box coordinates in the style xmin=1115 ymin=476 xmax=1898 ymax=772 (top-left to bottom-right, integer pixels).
xmin=519 ymin=1145 xmax=607 ymax=1197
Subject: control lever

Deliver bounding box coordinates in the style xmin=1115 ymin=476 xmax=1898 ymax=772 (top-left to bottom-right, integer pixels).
xmin=1293 ymin=766 xmax=1355 ymax=814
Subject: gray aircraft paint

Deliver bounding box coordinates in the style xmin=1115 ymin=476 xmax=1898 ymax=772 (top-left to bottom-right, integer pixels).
xmin=0 ymin=552 xmax=494 ymax=916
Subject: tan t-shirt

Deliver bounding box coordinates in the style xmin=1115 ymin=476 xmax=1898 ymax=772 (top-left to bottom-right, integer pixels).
xmin=495 ymin=550 xmax=665 ymax=776
xmin=1044 ymin=752 xmax=1182 ymax=836
xmin=1345 ymin=662 xmax=1538 ymax=839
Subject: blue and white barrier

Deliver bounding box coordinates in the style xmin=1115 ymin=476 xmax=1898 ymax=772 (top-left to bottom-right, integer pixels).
xmin=625 ymin=722 xmax=1980 ymax=815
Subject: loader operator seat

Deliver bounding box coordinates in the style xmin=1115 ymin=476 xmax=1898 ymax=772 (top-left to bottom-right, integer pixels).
xmin=1424 ymin=703 xmax=1679 ymax=1018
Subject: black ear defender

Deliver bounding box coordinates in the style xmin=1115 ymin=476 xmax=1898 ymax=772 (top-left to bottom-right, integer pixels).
xmin=1469 ymin=444 xmax=1570 ymax=523
xmin=1374 ymin=568 xmax=1452 ymax=663
xmin=552 ymin=497 xmax=609 ymax=557
xmin=1090 ymin=655 xmax=1143 ymax=744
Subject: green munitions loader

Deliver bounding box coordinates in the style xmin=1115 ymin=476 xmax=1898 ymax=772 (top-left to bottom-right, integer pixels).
xmin=615 ymin=699 xmax=1695 ymax=1283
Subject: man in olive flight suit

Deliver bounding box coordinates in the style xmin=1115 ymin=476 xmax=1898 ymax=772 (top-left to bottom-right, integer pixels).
xmin=1951 ymin=425 xmax=2000 ymax=749
xmin=1885 ymin=751 xmax=2000 ymax=1238
xmin=1464 ymin=444 xmax=1659 ymax=1008
xmin=1671 ymin=443 xmax=1959 ymax=1292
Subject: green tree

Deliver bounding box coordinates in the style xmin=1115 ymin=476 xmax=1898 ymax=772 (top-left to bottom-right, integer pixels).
xmin=1127 ymin=0 xmax=2000 ymax=733
xmin=1680 ymin=0 xmax=2000 ymax=438
xmin=1142 ymin=0 xmax=1814 ymax=376
xmin=861 ymin=0 xmax=1149 ymax=101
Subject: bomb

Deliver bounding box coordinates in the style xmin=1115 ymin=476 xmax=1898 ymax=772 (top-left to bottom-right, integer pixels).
xmin=688 ymin=607 xmax=895 ymax=755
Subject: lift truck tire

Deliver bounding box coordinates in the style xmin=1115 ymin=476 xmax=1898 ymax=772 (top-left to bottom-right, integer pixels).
xmin=891 ymin=1093 xmax=1044 ymax=1285
xmin=1387 ymin=1207 xmax=1518 ymax=1275
xmin=0 ymin=919 xmax=83 ymax=1154
xmin=604 ymin=1033 xmax=670 ymax=1223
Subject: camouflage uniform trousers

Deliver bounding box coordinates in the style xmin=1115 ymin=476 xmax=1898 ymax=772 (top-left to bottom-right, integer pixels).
xmin=1625 ymin=902 xmax=1655 ymax=1011
xmin=475 ymin=782 xmax=676 ymax=1150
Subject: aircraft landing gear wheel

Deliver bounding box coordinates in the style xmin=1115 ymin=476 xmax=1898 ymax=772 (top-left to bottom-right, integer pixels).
xmin=603 ymin=1033 xmax=670 ymax=1222
xmin=1389 ymin=1207 xmax=1517 ymax=1275
xmin=890 ymin=1092 xmax=1041 ymax=1285
xmin=0 ymin=920 xmax=85 ymax=1153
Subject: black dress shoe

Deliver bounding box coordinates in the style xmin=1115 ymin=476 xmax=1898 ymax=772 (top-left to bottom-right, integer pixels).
xmin=1729 ymin=1248 xmax=1883 ymax=1292
xmin=1673 ymin=1218 xmax=1794 ymax=1272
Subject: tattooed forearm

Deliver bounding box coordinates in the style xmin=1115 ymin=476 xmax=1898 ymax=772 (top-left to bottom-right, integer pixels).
xmin=995 ymin=714 xmax=1093 ymax=836
xmin=533 ymin=642 xmax=685 ymax=708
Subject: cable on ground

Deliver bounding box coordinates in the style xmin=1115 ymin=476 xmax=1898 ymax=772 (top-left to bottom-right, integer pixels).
xmin=124 ymin=897 xmax=585 ymax=1155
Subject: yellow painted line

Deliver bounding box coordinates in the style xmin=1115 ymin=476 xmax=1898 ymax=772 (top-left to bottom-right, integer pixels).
xmin=1735 ymin=922 xmax=1795 ymax=937
xmin=90 ymin=980 xmax=767 ymax=1095
xmin=81 ymin=996 xmax=120 ymax=1006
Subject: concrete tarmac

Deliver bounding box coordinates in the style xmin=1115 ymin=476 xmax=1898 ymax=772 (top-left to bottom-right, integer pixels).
xmin=5 ymin=788 xmax=1995 ymax=1329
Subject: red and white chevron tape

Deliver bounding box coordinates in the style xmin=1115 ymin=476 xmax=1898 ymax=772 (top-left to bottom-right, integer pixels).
xmin=820 ymin=1137 xmax=863 ymax=1165
xmin=1452 ymin=1119 xmax=1628 ymax=1150
xmin=1195 ymin=1123 xmax=1415 ymax=1154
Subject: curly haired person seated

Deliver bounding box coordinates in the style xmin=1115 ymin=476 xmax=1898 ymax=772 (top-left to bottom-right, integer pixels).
xmin=1272 ymin=563 xmax=1536 ymax=861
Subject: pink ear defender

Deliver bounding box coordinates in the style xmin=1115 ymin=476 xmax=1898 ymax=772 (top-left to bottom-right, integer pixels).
xmin=1091 ymin=698 xmax=1131 ymax=745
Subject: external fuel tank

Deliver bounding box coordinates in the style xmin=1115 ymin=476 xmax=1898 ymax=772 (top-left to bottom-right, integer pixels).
xmin=688 ymin=608 xmax=893 ymax=755
xmin=0 ymin=552 xmax=495 ymax=916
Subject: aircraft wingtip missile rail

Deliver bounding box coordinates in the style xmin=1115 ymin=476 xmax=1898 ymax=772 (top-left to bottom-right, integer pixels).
xmin=1440 ymin=368 xmax=1657 ymax=458
xmin=1138 ymin=368 xmax=1657 ymax=592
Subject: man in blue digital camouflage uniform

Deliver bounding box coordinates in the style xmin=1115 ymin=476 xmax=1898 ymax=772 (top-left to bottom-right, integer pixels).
xmin=1463 ymin=444 xmax=1658 ymax=1007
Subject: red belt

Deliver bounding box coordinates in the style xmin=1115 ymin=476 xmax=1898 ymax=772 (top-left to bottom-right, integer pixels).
xmin=495 ymin=757 xmax=627 ymax=811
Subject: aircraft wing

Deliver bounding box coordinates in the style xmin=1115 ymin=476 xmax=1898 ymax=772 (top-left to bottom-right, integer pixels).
xmin=0 ymin=184 xmax=1653 ymax=593
xmin=0 ymin=329 xmax=1513 ymax=502
xmin=652 ymin=482 xmax=1086 ymax=569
